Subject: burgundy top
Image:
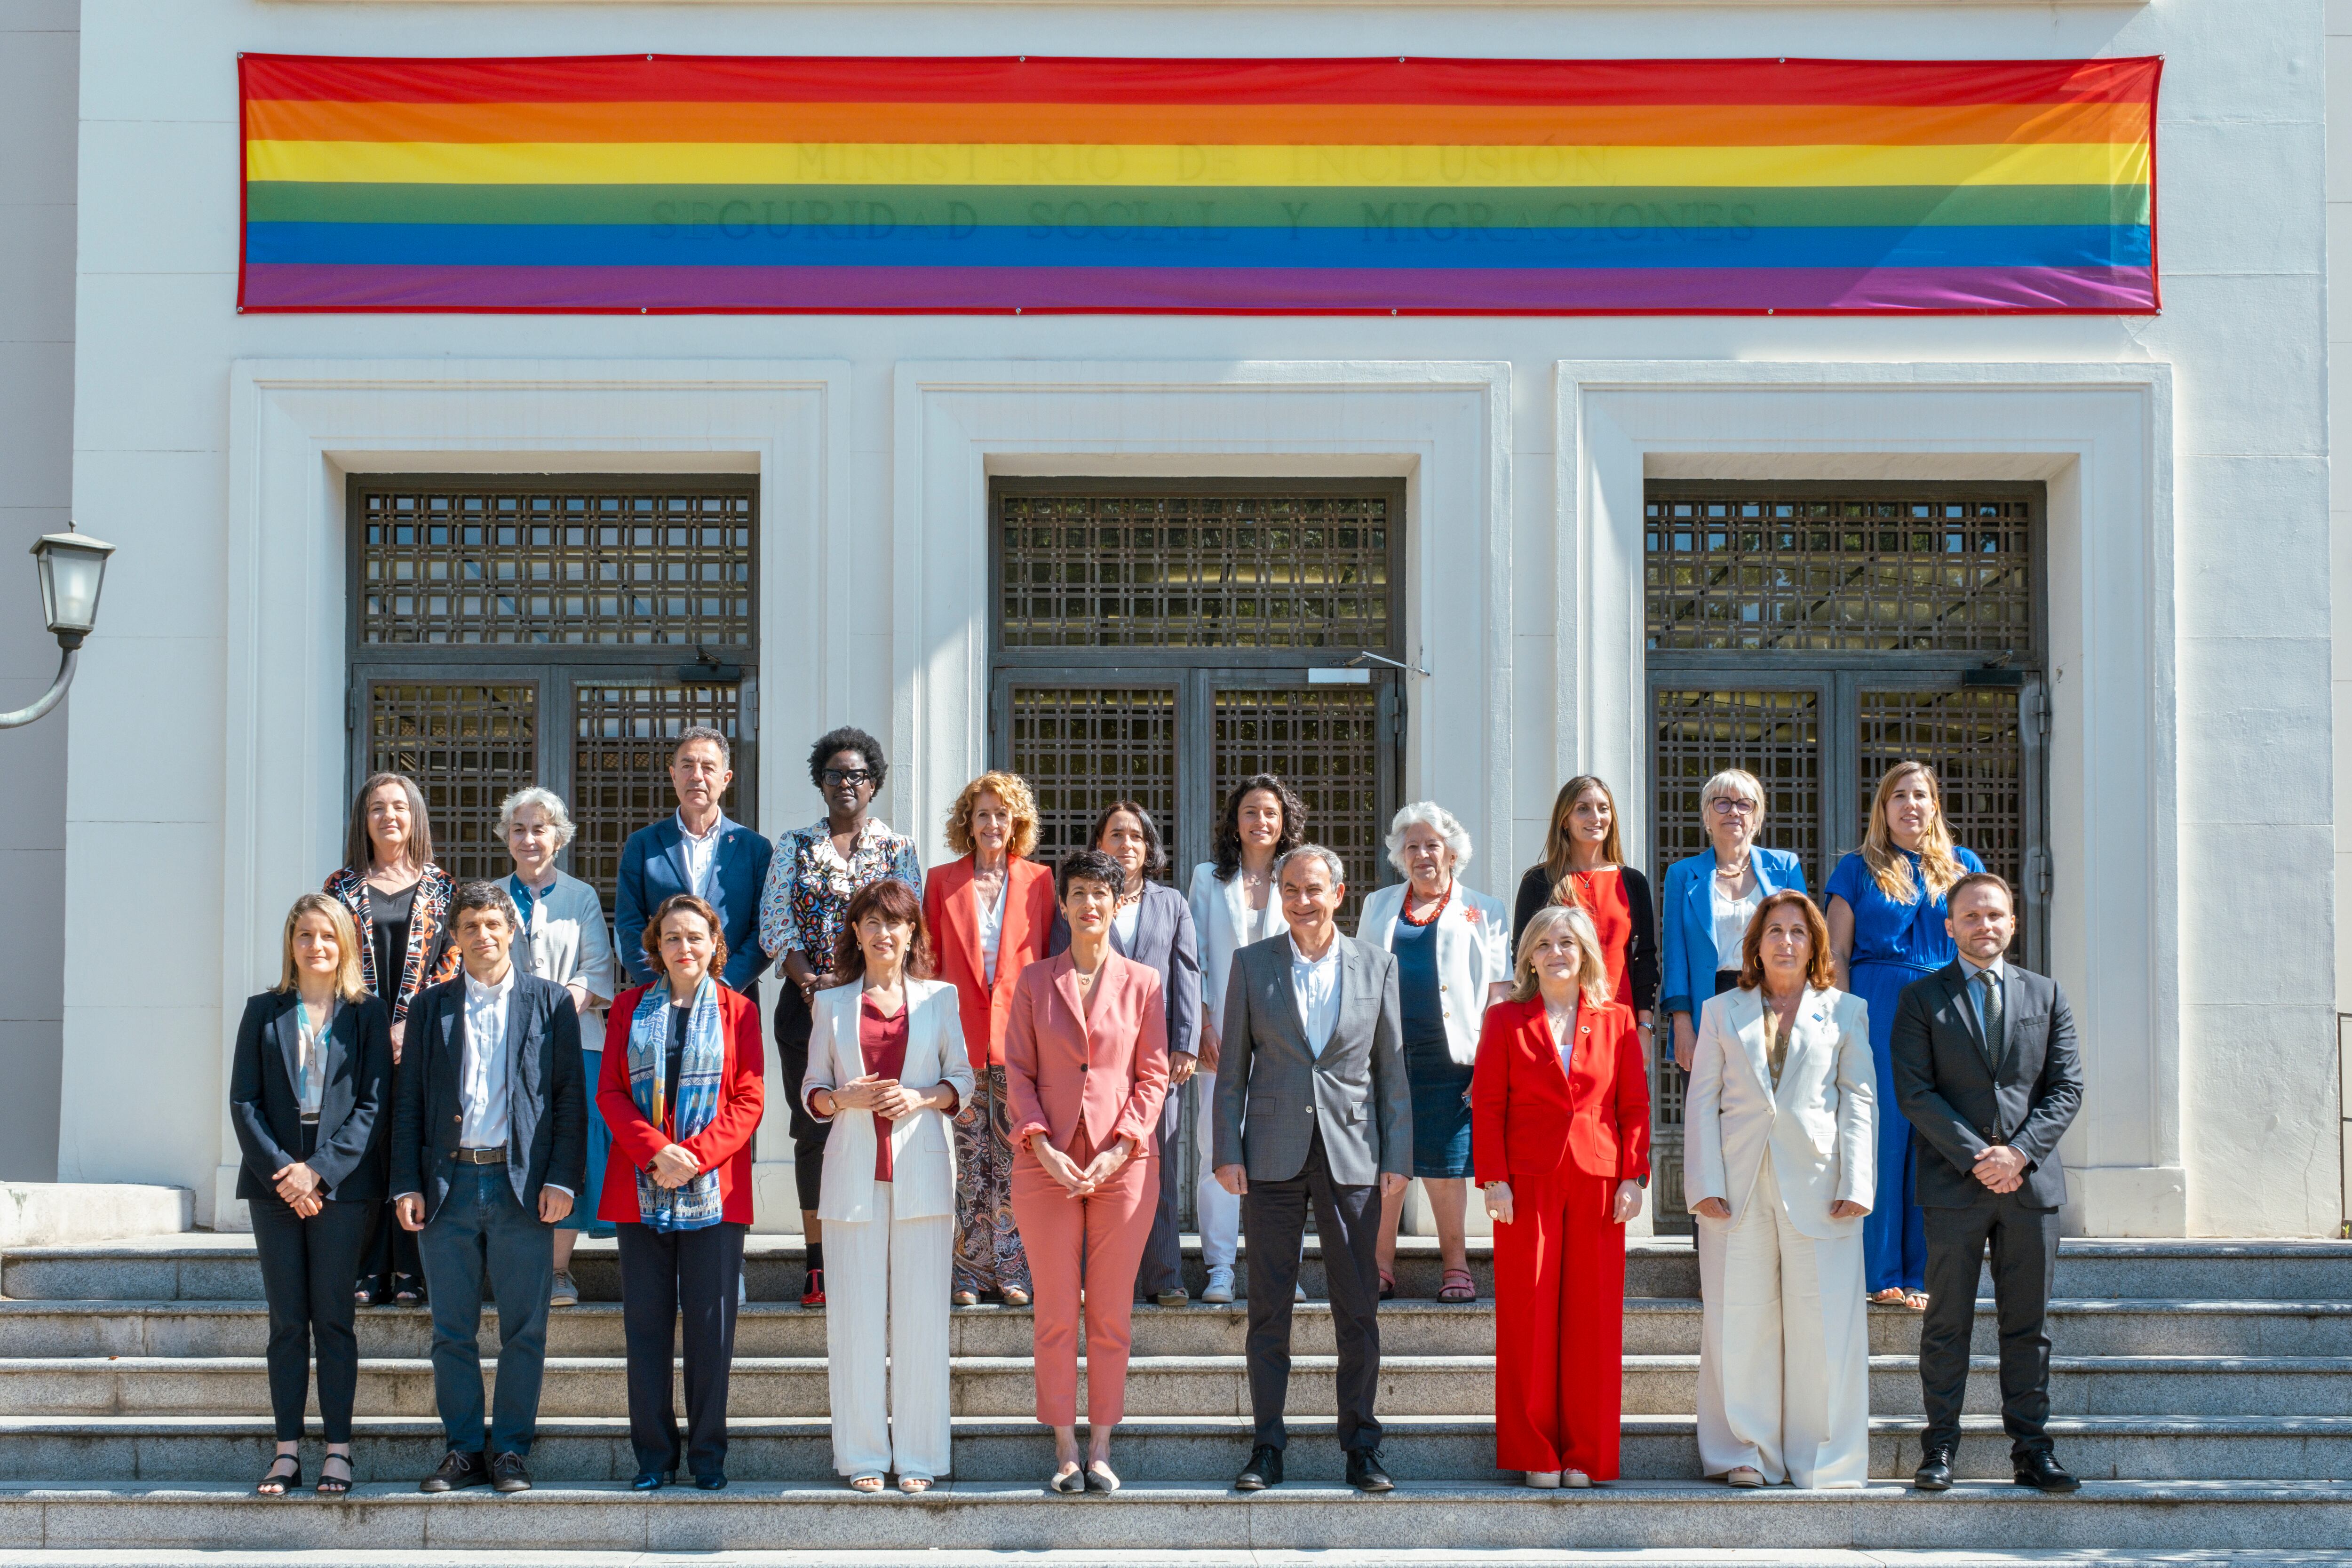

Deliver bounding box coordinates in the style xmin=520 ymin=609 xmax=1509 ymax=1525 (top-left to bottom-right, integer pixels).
xmin=859 ymin=995 xmax=911 ymax=1182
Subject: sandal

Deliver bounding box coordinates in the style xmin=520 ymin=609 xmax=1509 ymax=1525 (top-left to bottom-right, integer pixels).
xmin=1903 ymin=1290 xmax=1930 ymax=1312
xmin=898 ymin=1475 xmax=933 ymax=1494
xmin=1438 ymin=1267 xmax=1477 ymax=1303
xmin=315 ymin=1452 xmax=353 ymax=1496
xmin=1868 ymin=1287 xmax=1909 ymax=1306
xmin=392 ymin=1273 xmax=426 ymax=1308
xmin=255 ymin=1453 xmax=301 ymax=1496
xmin=848 ymin=1473 xmax=885 ymax=1493
xmin=1001 ymin=1284 xmax=1031 ymax=1307
xmin=951 ymin=1289 xmax=980 ymax=1307
xmin=1377 ymin=1268 xmax=1396 ymax=1301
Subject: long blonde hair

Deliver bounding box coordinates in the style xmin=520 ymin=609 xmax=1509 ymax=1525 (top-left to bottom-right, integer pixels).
xmin=1509 ymin=905 xmax=1613 ymax=1007
xmin=277 ymin=893 xmax=368 ymax=1002
xmin=1859 ymin=761 xmax=1967 ymax=904
xmin=1540 ymin=776 xmax=1623 ymax=910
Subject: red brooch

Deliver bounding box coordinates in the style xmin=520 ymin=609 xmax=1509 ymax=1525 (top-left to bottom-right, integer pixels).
xmin=1462 ymin=906 xmax=1483 ymax=923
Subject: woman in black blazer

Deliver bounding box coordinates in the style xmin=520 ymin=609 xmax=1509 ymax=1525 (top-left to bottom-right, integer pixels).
xmin=230 ymin=892 xmax=394 ymax=1496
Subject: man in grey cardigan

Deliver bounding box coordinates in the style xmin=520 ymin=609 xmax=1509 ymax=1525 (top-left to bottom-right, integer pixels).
xmin=1213 ymin=844 xmax=1411 ymax=1494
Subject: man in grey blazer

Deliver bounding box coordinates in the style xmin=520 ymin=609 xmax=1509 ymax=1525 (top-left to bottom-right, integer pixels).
xmin=1889 ymin=871 xmax=2083 ymax=1495
xmin=1213 ymin=844 xmax=1411 ymax=1493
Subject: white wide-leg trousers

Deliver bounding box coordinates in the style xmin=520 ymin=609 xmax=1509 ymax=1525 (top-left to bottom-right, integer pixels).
xmin=824 ymin=1182 xmax=954 ymax=1480
xmin=1191 ymin=1068 xmax=1240 ymax=1271
xmin=1694 ymin=1162 xmax=1871 ymax=1488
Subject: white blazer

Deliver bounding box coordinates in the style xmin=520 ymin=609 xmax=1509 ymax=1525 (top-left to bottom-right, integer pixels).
xmin=1355 ymin=881 xmax=1511 ymax=1067
xmin=512 ymin=870 xmax=620 ymax=1013
xmin=1686 ymin=986 xmax=1875 ymax=1241
xmin=800 ymin=977 xmax=975 ymax=1225
xmin=1187 ymin=861 xmax=1284 ymax=1039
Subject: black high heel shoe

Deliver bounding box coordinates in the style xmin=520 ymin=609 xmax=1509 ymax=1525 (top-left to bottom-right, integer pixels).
xmin=255 ymin=1454 xmax=302 ymax=1496
xmin=392 ymin=1273 xmax=426 ymax=1307
xmin=354 ymin=1277 xmax=383 ymax=1308
xmin=315 ymin=1452 xmax=353 ymax=1495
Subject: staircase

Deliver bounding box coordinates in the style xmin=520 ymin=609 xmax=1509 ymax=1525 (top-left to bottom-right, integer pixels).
xmin=0 ymin=1233 xmax=2347 ymax=1553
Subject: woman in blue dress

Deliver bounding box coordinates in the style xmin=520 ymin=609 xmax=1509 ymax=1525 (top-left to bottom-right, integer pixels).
xmin=1825 ymin=761 xmax=1984 ymax=1309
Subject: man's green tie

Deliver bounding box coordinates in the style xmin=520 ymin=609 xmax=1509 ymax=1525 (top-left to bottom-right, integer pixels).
xmin=1976 ymin=968 xmax=2005 ymax=1069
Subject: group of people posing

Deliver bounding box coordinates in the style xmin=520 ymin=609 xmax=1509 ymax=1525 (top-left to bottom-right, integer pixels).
xmin=228 ymin=724 xmax=2081 ymax=1501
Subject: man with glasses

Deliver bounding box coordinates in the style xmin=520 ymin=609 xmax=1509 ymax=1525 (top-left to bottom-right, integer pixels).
xmin=614 ymin=726 xmax=774 ymax=997
xmin=757 ymin=726 xmax=923 ymax=1306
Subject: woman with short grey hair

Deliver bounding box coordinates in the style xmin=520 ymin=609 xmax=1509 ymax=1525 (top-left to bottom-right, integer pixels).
xmin=499 ymin=786 xmax=621 ymax=1307
xmin=1354 ymin=803 xmax=1509 ymax=1301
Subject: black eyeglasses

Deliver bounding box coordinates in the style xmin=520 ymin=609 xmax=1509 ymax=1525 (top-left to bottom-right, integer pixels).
xmin=821 ymin=768 xmax=874 ymax=787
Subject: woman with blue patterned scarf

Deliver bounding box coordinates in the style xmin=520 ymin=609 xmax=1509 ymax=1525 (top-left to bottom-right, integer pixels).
xmin=596 ymin=894 xmax=766 ymax=1492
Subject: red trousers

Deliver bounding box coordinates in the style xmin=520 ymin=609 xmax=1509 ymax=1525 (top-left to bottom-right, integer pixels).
xmin=1492 ymin=1162 xmax=1627 ymax=1478
xmin=1009 ymin=1133 xmax=1156 ymax=1427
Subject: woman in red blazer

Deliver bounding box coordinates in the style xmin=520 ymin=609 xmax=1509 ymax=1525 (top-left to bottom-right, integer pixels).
xmin=598 ymin=893 xmax=766 ymax=1491
xmin=1003 ymin=849 xmax=1171 ymax=1494
xmin=923 ymin=772 xmax=1058 ymax=1307
xmin=1472 ymin=903 xmax=1650 ymax=1489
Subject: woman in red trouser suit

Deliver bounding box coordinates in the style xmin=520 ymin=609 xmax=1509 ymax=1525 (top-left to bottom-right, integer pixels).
xmin=1472 ymin=903 xmax=1651 ymax=1488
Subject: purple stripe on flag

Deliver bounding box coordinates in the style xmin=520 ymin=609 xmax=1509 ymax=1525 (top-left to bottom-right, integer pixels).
xmin=241 ymin=262 xmax=2157 ymax=314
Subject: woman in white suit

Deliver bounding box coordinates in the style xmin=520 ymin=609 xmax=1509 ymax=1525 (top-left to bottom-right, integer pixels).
xmin=801 ymin=877 xmax=975 ymax=1494
xmin=1184 ymin=774 xmax=1304 ymax=1303
xmin=1357 ymin=801 xmax=1510 ymax=1301
xmin=1686 ymin=889 xmax=1875 ymax=1489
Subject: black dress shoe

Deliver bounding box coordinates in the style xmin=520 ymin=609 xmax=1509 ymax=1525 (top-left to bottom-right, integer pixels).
xmin=490 ymin=1451 xmax=532 ymax=1493
xmin=1345 ymin=1448 xmax=1394 ymax=1493
xmin=1234 ymin=1444 xmax=1283 ymax=1491
xmin=1913 ymin=1443 xmax=1955 ymax=1492
xmin=693 ymin=1472 xmax=728 ymax=1491
xmin=421 ymin=1450 xmax=486 ymax=1493
xmin=631 ymin=1470 xmax=673 ymax=1491
xmin=2014 ymin=1450 xmax=2080 ymax=1493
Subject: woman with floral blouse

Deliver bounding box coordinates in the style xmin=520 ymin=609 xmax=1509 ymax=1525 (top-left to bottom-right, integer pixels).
xmin=757 ymin=726 xmax=923 ymax=1306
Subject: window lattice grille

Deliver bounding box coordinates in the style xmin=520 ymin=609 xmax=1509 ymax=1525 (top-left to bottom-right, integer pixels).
xmin=1008 ymin=688 xmax=1181 ymax=873
xmin=571 ymin=683 xmax=745 ymax=910
xmin=1215 ymin=687 xmax=1383 ymax=923
xmin=368 ymin=684 xmax=538 ymax=886
xmin=1645 ymin=491 xmax=2034 ymax=653
xmin=1652 ymin=687 xmax=1823 ymax=892
xmin=999 ymin=493 xmax=1392 ymax=649
xmin=1858 ymin=686 xmax=2026 ymax=948
xmin=358 ymin=483 xmax=755 ymax=646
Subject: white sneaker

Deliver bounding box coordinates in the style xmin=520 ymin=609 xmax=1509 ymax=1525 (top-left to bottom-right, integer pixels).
xmin=1201 ymin=1266 xmax=1236 ymax=1304
xmin=1526 ymin=1470 xmax=1561 ymax=1489
xmin=738 ymin=1275 xmax=748 ymax=1305
xmin=1295 ymin=1281 xmax=1308 ymax=1301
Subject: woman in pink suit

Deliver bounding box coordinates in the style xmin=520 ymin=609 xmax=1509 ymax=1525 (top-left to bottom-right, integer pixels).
xmin=1004 ymin=848 xmax=1171 ymax=1495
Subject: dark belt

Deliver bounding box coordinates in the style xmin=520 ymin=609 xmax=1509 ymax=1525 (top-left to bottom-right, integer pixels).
xmin=453 ymin=1146 xmax=508 ymax=1165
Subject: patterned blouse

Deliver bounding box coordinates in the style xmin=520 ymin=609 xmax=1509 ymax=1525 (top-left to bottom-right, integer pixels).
xmin=322 ymin=863 xmax=462 ymax=1023
xmin=757 ymin=818 xmax=923 ymax=978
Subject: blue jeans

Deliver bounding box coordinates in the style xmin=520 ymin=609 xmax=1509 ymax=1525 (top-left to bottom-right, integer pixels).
xmin=416 ymin=1164 xmax=554 ymax=1457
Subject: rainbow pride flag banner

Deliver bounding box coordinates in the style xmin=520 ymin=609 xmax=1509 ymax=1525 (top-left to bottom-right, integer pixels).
xmin=238 ymin=54 xmax=2160 ymax=316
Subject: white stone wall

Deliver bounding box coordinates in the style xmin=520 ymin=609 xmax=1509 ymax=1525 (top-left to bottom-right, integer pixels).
xmin=0 ymin=0 xmax=77 ymax=1183
xmin=59 ymin=0 xmax=2339 ymax=1235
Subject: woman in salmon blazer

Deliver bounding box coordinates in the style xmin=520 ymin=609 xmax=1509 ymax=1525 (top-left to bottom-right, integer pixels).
xmin=598 ymin=893 xmax=767 ymax=1492
xmin=1471 ymin=903 xmax=1650 ymax=1489
xmin=1004 ymin=848 xmax=1172 ymax=1495
xmin=923 ymin=771 xmax=1058 ymax=1307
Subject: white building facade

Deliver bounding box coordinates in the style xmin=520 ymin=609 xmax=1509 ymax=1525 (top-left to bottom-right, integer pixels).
xmin=16 ymin=0 xmax=2346 ymax=1241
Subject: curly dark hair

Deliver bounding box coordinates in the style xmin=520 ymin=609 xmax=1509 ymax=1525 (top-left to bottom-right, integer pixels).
xmin=1211 ymin=773 xmax=1307 ymax=882
xmin=828 ymin=877 xmax=933 ymax=983
xmin=808 ymin=726 xmax=888 ymax=791
xmin=1090 ymin=800 xmax=1169 ymax=881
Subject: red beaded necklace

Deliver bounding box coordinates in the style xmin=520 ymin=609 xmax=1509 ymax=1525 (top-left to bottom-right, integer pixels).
xmin=1401 ymin=881 xmax=1452 ymax=927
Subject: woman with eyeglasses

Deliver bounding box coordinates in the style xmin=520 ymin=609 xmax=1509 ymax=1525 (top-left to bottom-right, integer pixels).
xmin=1512 ymin=777 xmax=1659 ymax=1051
xmin=1659 ymin=770 xmax=1808 ymax=1075
xmin=757 ymin=727 xmax=924 ymax=1307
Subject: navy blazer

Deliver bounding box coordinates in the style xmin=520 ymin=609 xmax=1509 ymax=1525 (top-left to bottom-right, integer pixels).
xmin=389 ymin=970 xmax=587 ymax=1220
xmin=1658 ymin=846 xmax=1809 ymax=1019
xmin=1050 ymin=880 xmax=1201 ymax=1059
xmin=1890 ymin=960 xmax=2082 ymax=1211
xmin=229 ymin=990 xmax=394 ymax=1204
xmin=614 ymin=813 xmax=775 ymax=993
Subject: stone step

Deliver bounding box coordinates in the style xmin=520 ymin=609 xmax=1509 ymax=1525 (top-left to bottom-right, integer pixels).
xmin=2 ymin=1351 xmax=2344 ymax=1421
xmin=8 ymin=1296 xmax=2348 ymax=1361
xmin=3 ymin=1477 xmax=2349 ymax=1552
xmin=25 ymin=1554 xmax=2350 ymax=1568
xmin=11 ymin=1236 xmax=2350 ymax=1305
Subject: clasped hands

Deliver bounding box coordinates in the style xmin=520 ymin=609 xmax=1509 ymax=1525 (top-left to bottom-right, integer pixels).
xmin=1035 ymin=1134 xmax=1140 ymax=1198
xmin=828 ymin=1072 xmax=946 ymax=1121
xmin=1973 ymin=1143 xmax=2028 ymax=1194
xmin=271 ymin=1162 xmax=323 ymax=1218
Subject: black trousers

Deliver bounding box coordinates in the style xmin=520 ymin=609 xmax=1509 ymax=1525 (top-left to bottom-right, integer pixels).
xmin=772 ymin=980 xmax=833 ymax=1213
xmin=1239 ymin=1128 xmax=1383 ymax=1453
xmin=1134 ymin=1082 xmax=1186 ymax=1296
xmin=250 ymin=1190 xmax=370 ymax=1443
xmin=1920 ymin=1195 xmax=2063 ymax=1458
xmin=618 ymin=1220 xmax=747 ymax=1479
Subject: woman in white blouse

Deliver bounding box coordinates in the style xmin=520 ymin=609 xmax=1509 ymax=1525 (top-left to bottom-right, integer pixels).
xmin=1686 ymin=890 xmax=1875 ymax=1489
xmin=499 ymin=787 xmax=621 ymax=1308
xmin=1184 ymin=774 xmax=1305 ymax=1304
xmin=1356 ymin=802 xmax=1510 ymax=1301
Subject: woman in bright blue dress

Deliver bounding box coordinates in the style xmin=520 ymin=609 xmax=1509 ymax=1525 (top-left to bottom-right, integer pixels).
xmin=1825 ymin=762 xmax=1984 ymax=1308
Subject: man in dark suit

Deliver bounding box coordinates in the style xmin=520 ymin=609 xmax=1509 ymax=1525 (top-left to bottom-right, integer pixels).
xmin=393 ymin=882 xmax=586 ymax=1495
xmin=614 ymin=725 xmax=773 ymax=994
xmin=1213 ymin=844 xmax=1411 ymax=1494
xmin=1889 ymin=871 xmax=2083 ymax=1494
